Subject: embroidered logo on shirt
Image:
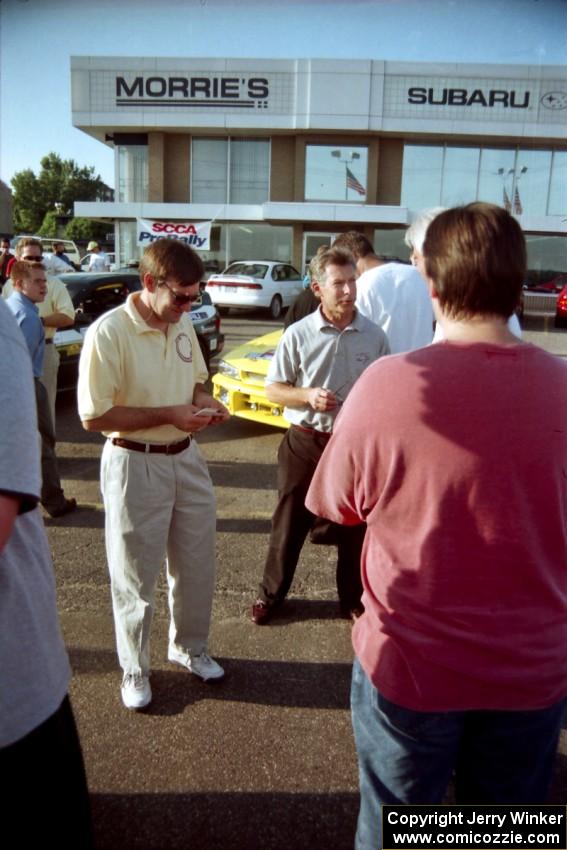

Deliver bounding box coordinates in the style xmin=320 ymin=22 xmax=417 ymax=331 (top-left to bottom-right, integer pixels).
xmin=175 ymin=332 xmax=193 ymax=362
xmin=356 ymin=353 xmax=370 ymax=364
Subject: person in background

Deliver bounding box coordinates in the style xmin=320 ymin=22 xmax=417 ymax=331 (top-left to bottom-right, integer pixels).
xmin=0 ymin=237 xmax=14 ymax=286
xmin=251 ymin=245 xmax=390 ymax=626
xmin=333 ymin=231 xmax=434 ymax=353
xmin=2 ymin=237 xmax=76 ymax=428
xmin=87 ymin=240 xmax=111 ymax=272
xmin=0 ymin=296 xmax=93 ymax=847
xmin=307 ymin=203 xmax=567 ymax=849
xmin=6 ymin=261 xmax=76 ymax=518
xmin=53 ymin=240 xmax=77 ymax=270
xmin=405 ymin=206 xmax=522 ymax=340
xmin=284 ymin=253 xmax=321 ymax=329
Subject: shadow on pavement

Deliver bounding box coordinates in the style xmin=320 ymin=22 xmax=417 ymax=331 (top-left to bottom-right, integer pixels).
xmin=91 ymin=790 xmax=359 ymax=850
xmin=68 ymin=650 xmax=353 ymax=713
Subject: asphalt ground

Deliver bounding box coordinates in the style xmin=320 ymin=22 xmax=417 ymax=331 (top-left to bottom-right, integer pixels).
xmin=47 ymin=313 xmax=567 ymax=850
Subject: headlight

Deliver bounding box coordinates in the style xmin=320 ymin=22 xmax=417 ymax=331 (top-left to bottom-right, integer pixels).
xmin=218 ymin=360 xmax=240 ymax=379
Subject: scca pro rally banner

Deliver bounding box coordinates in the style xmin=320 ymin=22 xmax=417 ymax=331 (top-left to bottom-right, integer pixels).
xmin=137 ymin=219 xmax=211 ymax=250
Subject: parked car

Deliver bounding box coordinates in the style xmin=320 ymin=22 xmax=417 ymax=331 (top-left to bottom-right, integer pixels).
xmin=55 ymin=272 xmax=224 ymax=390
xmin=189 ymin=288 xmax=225 ymax=367
xmin=555 ymin=284 xmax=567 ymax=328
xmin=212 ymin=329 xmax=287 ymax=429
xmin=206 ymin=260 xmax=303 ymax=319
xmin=520 ymin=271 xmax=567 ymax=321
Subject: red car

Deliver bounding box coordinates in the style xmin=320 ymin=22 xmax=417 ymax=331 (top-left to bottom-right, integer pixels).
xmin=556 ymin=284 xmax=567 ymax=328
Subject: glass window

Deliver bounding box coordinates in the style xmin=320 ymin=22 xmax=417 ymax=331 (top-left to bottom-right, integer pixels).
xmin=512 ymin=150 xmax=552 ymax=216
xmin=117 ymin=220 xmax=139 ymax=268
xmin=526 ymin=235 xmax=567 ymax=276
xmin=305 ymin=145 xmax=368 ymax=202
xmin=201 ymin=225 xmax=226 ymax=278
xmin=191 ymin=138 xmax=270 ymax=204
xmin=192 ymin=139 xmax=228 ymax=204
xmin=549 ymin=151 xmax=567 ymax=215
xmin=227 ymin=223 xmax=293 ymax=265
xmin=116 ymin=146 xmax=148 ymax=203
xmin=441 ymin=147 xmax=480 ymax=207
xmin=230 ymin=140 xmax=270 ymax=204
xmin=477 ymin=148 xmax=516 ymax=208
xmin=402 ymin=143 xmax=563 ymax=217
xmin=373 ymin=228 xmax=411 ymax=262
xmin=401 ymin=145 xmax=443 ymax=210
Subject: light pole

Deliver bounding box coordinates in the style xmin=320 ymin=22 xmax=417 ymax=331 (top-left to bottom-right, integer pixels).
xmin=497 ymin=165 xmax=528 ymax=214
xmin=331 ymin=149 xmax=361 ymax=200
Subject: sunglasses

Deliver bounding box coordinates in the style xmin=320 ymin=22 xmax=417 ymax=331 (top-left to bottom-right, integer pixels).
xmin=22 ymin=254 xmax=43 ymax=261
xmin=159 ymin=280 xmax=200 ymax=306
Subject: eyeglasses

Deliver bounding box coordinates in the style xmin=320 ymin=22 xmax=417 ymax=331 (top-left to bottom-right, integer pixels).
xmin=22 ymin=254 xmax=43 ymax=261
xmin=159 ymin=280 xmax=200 ymax=306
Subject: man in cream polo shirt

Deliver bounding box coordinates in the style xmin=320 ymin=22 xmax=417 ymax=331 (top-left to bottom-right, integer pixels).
xmin=78 ymin=239 xmax=229 ymax=710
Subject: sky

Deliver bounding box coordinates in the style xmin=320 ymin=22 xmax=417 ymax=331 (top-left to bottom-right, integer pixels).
xmin=1 ymin=0 xmax=566 ymax=190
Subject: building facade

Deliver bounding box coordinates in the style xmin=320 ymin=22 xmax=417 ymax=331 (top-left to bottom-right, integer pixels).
xmin=71 ymin=56 xmax=567 ymax=274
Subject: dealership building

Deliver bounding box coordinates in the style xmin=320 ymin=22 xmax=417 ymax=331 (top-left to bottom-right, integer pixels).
xmin=71 ymin=56 xmax=567 ymax=274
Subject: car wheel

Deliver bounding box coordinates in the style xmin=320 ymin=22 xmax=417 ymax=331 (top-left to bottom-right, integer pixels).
xmin=268 ymin=295 xmax=283 ymax=319
xmin=218 ymin=306 xmax=230 ymax=316
xmin=554 ymin=314 xmax=567 ymax=329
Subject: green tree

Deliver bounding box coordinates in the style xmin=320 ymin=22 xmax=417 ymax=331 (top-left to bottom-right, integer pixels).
xmin=12 ymin=153 xmax=108 ymax=234
xmin=37 ymin=210 xmax=59 ymax=237
xmin=65 ymin=217 xmax=108 ymax=242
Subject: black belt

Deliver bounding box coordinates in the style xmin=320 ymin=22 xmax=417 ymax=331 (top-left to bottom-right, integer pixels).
xmin=45 ymin=339 xmax=53 ymax=345
xmin=291 ymin=424 xmax=332 ymax=440
xmin=111 ymin=436 xmax=192 ymax=455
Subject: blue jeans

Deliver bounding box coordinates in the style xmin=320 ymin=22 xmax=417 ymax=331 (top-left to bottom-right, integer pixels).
xmin=350 ymin=657 xmax=567 ymax=850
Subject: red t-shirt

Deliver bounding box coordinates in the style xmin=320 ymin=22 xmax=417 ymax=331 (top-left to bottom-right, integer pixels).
xmin=307 ymin=341 xmax=567 ymax=711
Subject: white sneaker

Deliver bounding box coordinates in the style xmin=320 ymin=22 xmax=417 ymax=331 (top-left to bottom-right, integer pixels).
xmin=121 ymin=673 xmax=152 ymax=709
xmin=168 ymin=648 xmax=225 ymax=682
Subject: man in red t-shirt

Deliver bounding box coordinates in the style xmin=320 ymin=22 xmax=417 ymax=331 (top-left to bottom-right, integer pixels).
xmin=307 ymin=203 xmax=567 ymax=850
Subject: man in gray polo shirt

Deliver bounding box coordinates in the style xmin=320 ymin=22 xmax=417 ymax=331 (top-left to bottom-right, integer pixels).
xmin=251 ymin=246 xmax=390 ymax=625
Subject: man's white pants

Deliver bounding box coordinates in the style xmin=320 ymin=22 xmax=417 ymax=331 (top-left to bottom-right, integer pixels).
xmin=101 ymin=439 xmax=217 ymax=677
xmin=41 ymin=343 xmax=60 ymax=429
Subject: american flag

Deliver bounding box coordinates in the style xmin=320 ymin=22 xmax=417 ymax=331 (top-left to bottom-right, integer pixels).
xmin=513 ymin=187 xmax=523 ymax=215
xmin=346 ymin=166 xmax=366 ymax=197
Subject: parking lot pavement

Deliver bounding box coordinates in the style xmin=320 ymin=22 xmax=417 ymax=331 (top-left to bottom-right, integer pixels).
xmin=47 ymin=316 xmax=567 ymax=849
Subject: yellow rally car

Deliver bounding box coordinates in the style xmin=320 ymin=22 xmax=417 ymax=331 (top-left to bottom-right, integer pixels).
xmin=212 ymin=329 xmax=288 ymax=429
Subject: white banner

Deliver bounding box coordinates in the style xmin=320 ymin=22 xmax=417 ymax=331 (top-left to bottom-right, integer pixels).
xmin=137 ymin=218 xmax=211 ymax=250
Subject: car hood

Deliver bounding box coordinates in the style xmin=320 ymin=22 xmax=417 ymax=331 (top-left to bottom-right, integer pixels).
xmin=222 ymin=329 xmax=282 ymax=375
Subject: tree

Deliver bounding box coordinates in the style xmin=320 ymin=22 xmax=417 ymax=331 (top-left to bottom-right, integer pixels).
xmin=65 ymin=217 xmax=108 ymax=242
xmin=12 ymin=153 xmax=108 ymax=234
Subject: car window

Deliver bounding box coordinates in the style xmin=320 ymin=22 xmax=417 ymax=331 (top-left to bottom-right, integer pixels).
xmin=225 ymin=262 xmax=268 ymax=279
xmin=79 ymin=283 xmax=132 ymax=319
xmin=283 ymin=265 xmax=302 ymax=281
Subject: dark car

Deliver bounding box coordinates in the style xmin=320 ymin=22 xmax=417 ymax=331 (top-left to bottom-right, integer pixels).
xmin=55 ymin=272 xmax=224 ymax=390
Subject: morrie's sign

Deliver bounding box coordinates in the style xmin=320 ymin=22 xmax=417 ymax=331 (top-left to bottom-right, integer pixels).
xmin=137 ymin=219 xmax=212 ymax=250
xmin=117 ymin=76 xmax=270 ymax=110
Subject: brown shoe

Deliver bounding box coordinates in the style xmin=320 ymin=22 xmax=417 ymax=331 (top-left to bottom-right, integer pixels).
xmin=251 ymin=598 xmax=272 ymax=625
xmin=47 ymin=498 xmax=77 ymax=518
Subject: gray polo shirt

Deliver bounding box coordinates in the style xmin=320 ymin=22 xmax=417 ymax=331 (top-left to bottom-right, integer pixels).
xmin=266 ymin=305 xmax=390 ymax=432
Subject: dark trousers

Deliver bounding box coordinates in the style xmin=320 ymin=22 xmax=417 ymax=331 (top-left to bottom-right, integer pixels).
xmin=259 ymin=426 xmax=365 ymax=609
xmin=34 ymin=377 xmax=66 ymax=513
xmin=0 ymin=695 xmax=94 ymax=848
